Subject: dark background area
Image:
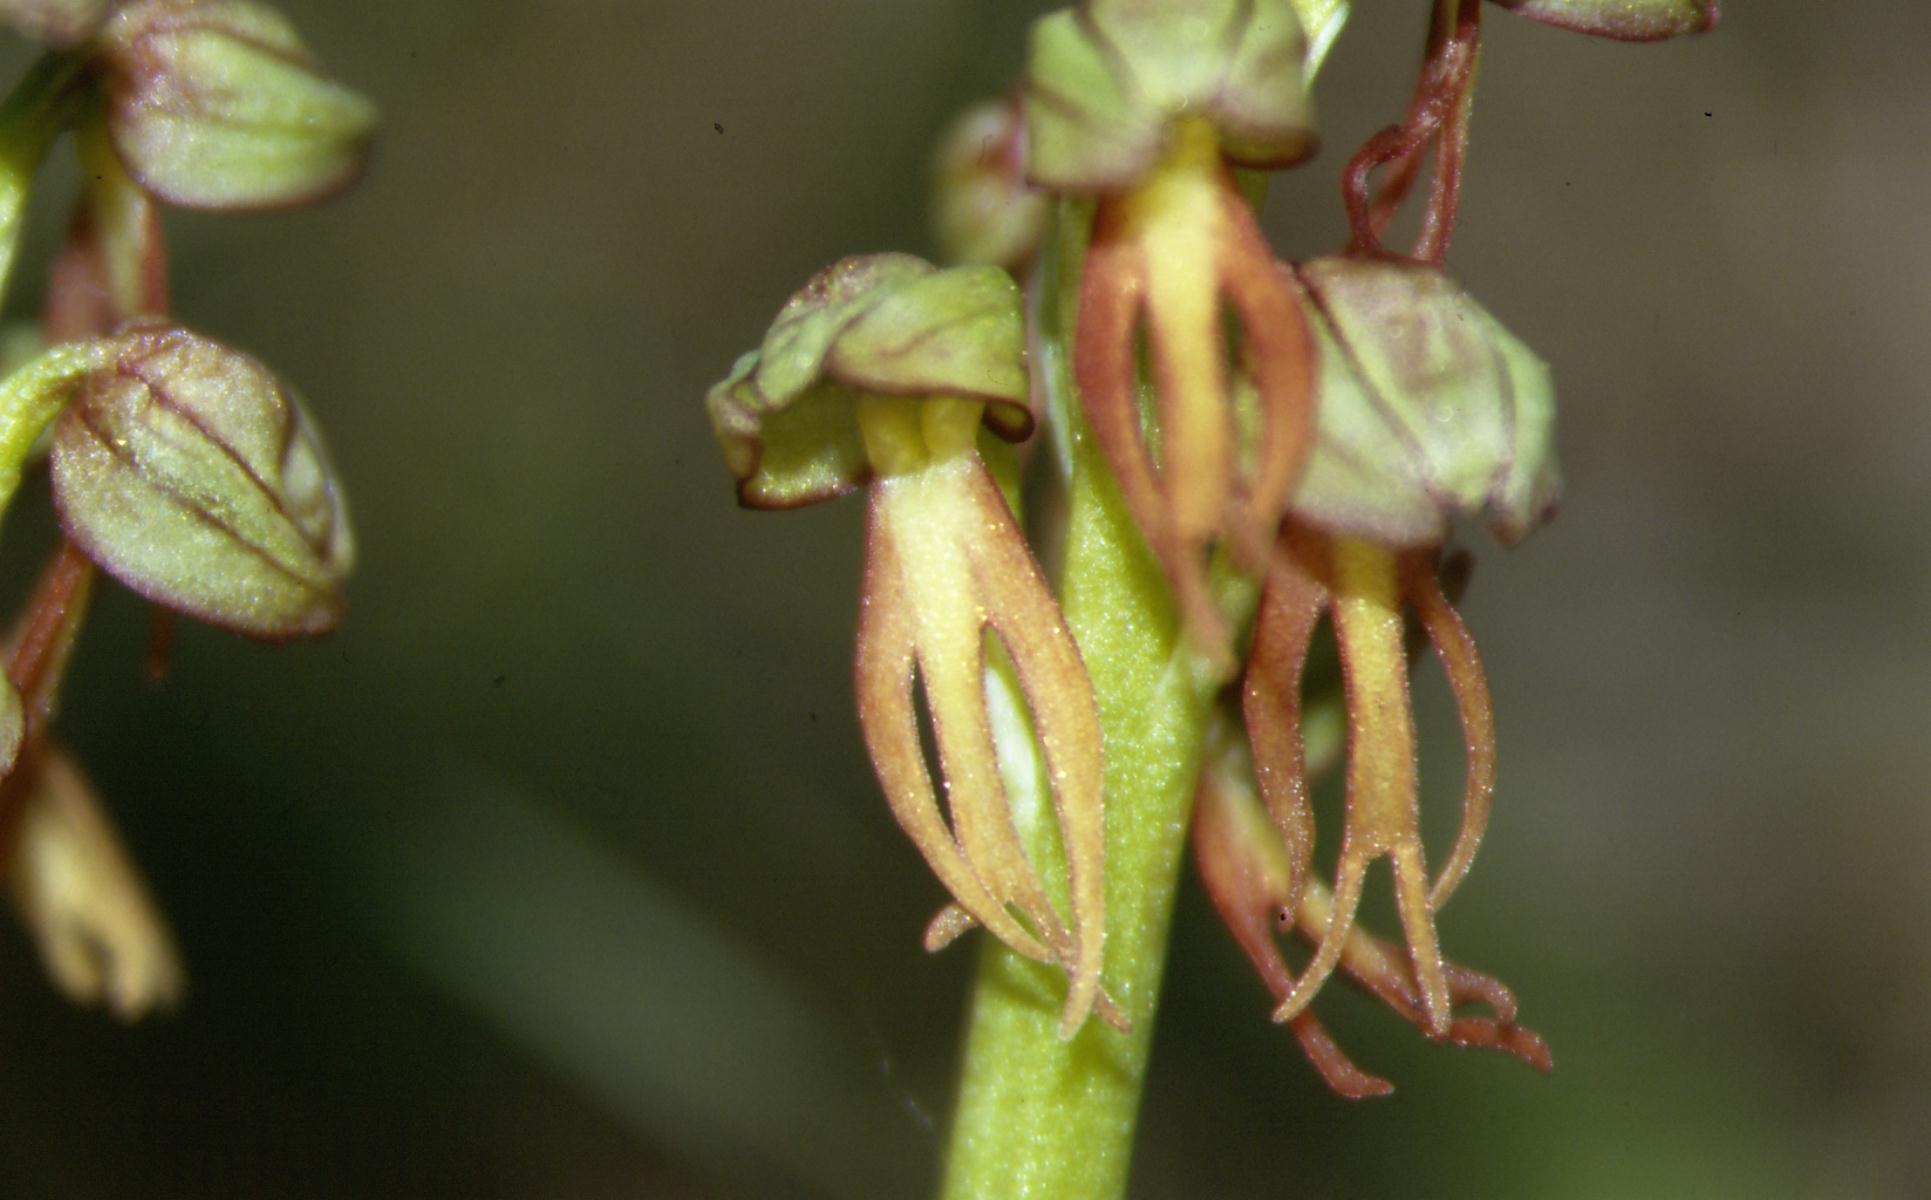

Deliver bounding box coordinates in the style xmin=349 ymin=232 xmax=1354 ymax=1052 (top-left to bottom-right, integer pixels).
xmin=0 ymin=3 xmax=1924 ymax=1196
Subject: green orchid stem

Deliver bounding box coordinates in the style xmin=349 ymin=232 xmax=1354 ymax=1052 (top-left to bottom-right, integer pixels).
xmin=0 ymin=52 xmax=87 ymax=306
xmin=939 ymin=203 xmax=1230 ymax=1199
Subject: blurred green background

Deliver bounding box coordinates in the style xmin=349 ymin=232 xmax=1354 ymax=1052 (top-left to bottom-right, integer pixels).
xmin=0 ymin=2 xmax=1925 ymax=1196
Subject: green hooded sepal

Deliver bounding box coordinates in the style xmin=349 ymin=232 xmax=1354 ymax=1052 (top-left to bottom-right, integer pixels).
xmin=1289 ymin=257 xmax=1559 ymax=548
xmin=1024 ymin=0 xmax=1317 ymax=192
xmin=1487 ymin=0 xmax=1718 ymax=42
xmin=707 ymin=253 xmax=1031 ymax=509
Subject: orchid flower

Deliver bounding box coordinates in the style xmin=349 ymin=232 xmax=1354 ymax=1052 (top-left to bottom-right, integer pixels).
xmin=709 ymin=254 xmax=1117 ymax=1035
xmin=1238 ymin=255 xmax=1556 ymax=1036
xmin=1023 ymin=0 xmax=1323 ymax=661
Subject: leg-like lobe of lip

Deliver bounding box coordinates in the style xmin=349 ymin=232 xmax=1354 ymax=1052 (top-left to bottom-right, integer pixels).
xmin=855 ymin=458 xmax=1120 ymax=1036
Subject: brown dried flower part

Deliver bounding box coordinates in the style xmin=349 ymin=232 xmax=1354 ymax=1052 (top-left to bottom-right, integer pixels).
xmin=0 ymin=541 xmax=181 ymax=1020
xmin=7 ymin=742 xmax=185 ymax=1020
xmin=1026 ymin=2 xmax=1321 ymax=663
xmin=707 ymin=255 xmax=1118 ymax=1036
xmin=96 ymin=0 xmax=377 ymax=211
xmin=1192 ymin=732 xmax=1549 ymax=1097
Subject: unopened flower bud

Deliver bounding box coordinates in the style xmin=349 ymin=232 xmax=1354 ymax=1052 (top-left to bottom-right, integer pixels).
xmin=0 ymin=0 xmax=109 ymax=45
xmin=97 ymin=0 xmax=377 ymax=210
xmin=44 ymin=321 xmax=353 ymax=639
xmin=931 ymin=97 xmax=1048 ymax=272
xmin=707 ymin=253 xmax=1030 ymax=508
xmin=1290 ymin=257 xmax=1559 ymax=547
xmin=1489 ymin=0 xmax=1719 ymax=41
xmin=1025 ymin=0 xmax=1316 ymax=191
